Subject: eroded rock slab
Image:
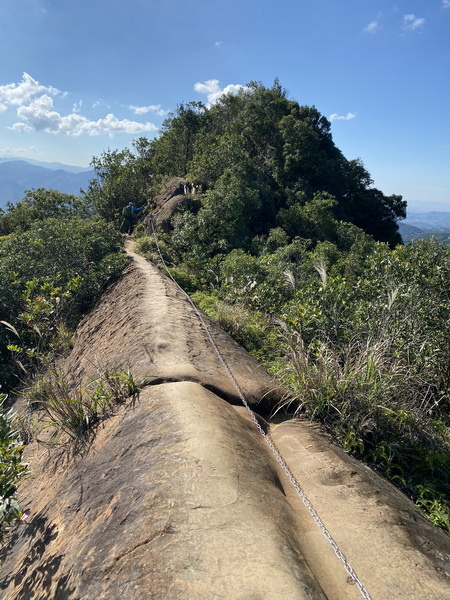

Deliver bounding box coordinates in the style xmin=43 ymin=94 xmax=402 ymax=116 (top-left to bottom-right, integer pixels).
xmin=1 ymin=385 xmax=327 ymax=600
xmin=2 ymin=245 xmax=450 ymax=600
xmin=61 ymin=250 xmax=281 ymax=413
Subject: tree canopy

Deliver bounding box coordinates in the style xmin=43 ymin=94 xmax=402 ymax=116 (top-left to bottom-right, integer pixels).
xmin=145 ymin=81 xmax=406 ymax=249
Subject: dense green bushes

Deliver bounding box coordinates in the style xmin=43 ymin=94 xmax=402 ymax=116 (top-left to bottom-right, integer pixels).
xmin=145 ymin=81 xmax=405 ymax=248
xmin=0 ymin=188 xmax=130 ymax=535
xmin=0 ymin=191 xmax=128 ymax=389
xmin=276 ymin=239 xmax=450 ymax=530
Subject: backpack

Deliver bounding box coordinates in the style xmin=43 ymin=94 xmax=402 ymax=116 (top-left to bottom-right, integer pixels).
xmin=122 ymin=205 xmax=133 ymax=218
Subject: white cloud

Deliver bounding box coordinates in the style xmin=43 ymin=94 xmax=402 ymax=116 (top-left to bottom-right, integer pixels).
xmin=17 ymin=95 xmax=61 ymax=132
xmin=214 ymin=41 xmax=223 ymax=47
xmin=329 ymin=112 xmax=357 ymax=122
xmin=443 ymin=1 xmax=450 ymax=9
xmin=364 ymin=21 xmax=380 ymax=34
xmin=75 ymin=113 xmax=159 ymax=137
xmin=8 ymin=122 xmax=33 ymax=133
xmin=0 ymin=146 xmax=40 ymax=158
xmin=194 ymin=79 xmax=246 ymax=106
xmin=127 ymin=104 xmax=168 ymax=117
xmin=0 ymin=73 xmax=160 ymax=139
xmin=0 ymin=72 xmax=60 ymax=107
xmin=15 ymin=95 xmax=158 ymax=137
xmin=402 ymin=14 xmax=425 ymax=31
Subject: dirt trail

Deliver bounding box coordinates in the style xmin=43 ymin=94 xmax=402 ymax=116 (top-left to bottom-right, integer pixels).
xmin=61 ymin=238 xmax=280 ymax=411
xmin=1 ymin=241 xmax=449 ymax=600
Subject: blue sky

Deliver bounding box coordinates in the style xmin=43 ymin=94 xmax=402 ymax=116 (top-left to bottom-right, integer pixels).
xmin=0 ymin=0 xmax=449 ymax=210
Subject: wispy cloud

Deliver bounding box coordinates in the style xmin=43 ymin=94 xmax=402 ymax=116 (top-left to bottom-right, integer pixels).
xmin=329 ymin=112 xmax=356 ymax=122
xmin=72 ymin=100 xmax=82 ymax=113
xmin=9 ymin=122 xmax=33 ymax=133
xmin=0 ymin=103 xmax=7 ymax=113
xmin=0 ymin=146 xmax=40 ymax=158
xmin=364 ymin=20 xmax=380 ymax=34
xmin=214 ymin=41 xmax=223 ymax=48
xmin=443 ymin=1 xmax=450 ymax=9
xmin=92 ymin=99 xmax=110 ymax=109
xmin=194 ymin=79 xmax=245 ymax=106
xmin=402 ymin=14 xmax=425 ymax=31
xmin=127 ymin=104 xmax=168 ymax=117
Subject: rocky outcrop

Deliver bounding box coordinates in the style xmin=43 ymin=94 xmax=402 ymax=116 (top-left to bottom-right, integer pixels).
xmin=1 ymin=243 xmax=449 ymax=600
xmin=144 ymin=177 xmax=199 ymax=233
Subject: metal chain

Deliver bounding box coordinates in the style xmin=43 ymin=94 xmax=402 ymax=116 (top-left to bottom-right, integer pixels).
xmin=148 ymin=223 xmax=373 ymax=600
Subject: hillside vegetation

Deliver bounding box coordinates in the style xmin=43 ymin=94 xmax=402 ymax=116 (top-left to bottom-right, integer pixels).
xmin=0 ymin=188 xmax=128 ymax=388
xmin=1 ymin=81 xmax=449 ymax=533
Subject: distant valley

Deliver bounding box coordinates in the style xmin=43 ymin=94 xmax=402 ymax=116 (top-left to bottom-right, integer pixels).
xmin=0 ymin=158 xmax=95 ymax=209
xmin=400 ymin=210 xmax=450 ymax=244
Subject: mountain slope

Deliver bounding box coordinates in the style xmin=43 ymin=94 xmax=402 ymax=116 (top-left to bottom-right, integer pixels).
xmin=401 ymin=211 xmax=450 ymax=243
xmin=0 ymin=160 xmax=95 ymax=208
xmin=0 ymin=157 xmax=91 ymax=173
xmin=405 ymin=211 xmax=450 ymax=229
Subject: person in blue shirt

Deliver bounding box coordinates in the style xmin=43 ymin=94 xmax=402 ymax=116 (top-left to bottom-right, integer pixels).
xmin=120 ymin=202 xmax=143 ymax=234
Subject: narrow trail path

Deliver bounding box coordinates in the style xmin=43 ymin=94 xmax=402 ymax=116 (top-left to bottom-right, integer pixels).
xmin=1 ymin=240 xmax=449 ymax=600
xmin=62 ymin=237 xmax=280 ymax=411
xmin=122 ymin=239 xmax=450 ymax=599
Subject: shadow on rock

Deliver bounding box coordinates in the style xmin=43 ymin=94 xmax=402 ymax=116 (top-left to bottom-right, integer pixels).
xmin=0 ymin=515 xmax=75 ymax=599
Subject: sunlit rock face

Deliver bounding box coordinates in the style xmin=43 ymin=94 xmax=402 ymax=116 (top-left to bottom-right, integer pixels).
xmin=1 ymin=243 xmax=449 ymax=600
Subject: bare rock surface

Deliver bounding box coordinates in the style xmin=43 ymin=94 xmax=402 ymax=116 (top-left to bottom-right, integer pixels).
xmin=1 ymin=240 xmax=449 ymax=600
xmin=59 ymin=242 xmax=281 ymax=412
xmin=144 ymin=177 xmax=198 ymax=232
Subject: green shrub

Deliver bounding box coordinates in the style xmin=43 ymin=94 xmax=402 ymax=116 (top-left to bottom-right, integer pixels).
xmin=273 ymin=239 xmax=450 ymax=531
xmin=29 ymin=367 xmax=143 ymax=444
xmin=0 ymin=395 xmax=29 ymax=536
xmin=0 ymin=217 xmax=128 ymax=387
xmin=192 ymin=291 xmax=277 ymax=361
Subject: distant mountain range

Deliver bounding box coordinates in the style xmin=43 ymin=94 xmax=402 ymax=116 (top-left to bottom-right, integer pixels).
xmin=0 ymin=159 xmax=95 ymax=209
xmin=400 ymin=211 xmax=450 ymax=244
xmin=1 ymin=158 xmax=449 ymax=246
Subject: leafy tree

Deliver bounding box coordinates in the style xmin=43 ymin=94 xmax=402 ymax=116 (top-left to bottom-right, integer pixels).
xmin=277 ymin=192 xmax=339 ymax=242
xmin=147 ymin=80 xmax=405 ymax=249
xmin=85 ymin=80 xmax=404 ymax=250
xmin=0 ymin=217 xmax=127 ymax=388
xmin=150 ymin=102 xmax=206 ymax=178
xmin=0 ymin=188 xmax=91 ymax=235
xmin=86 ymin=138 xmax=153 ymax=221
xmin=333 ymin=159 xmax=406 ymax=246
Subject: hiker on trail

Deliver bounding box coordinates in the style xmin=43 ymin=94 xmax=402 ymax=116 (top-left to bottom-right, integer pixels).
xmin=120 ymin=202 xmax=143 ymax=234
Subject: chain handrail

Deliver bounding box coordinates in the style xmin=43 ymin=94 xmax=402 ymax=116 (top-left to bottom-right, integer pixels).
xmin=147 ymin=223 xmax=373 ymax=600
